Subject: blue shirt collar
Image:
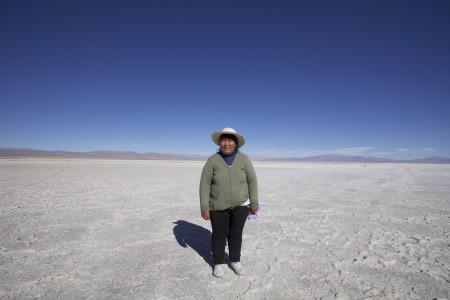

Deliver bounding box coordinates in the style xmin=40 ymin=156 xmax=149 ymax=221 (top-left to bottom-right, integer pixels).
xmin=219 ymin=150 xmax=238 ymax=166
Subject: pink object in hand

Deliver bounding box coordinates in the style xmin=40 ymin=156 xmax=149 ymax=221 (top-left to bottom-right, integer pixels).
xmin=248 ymin=202 xmax=264 ymax=221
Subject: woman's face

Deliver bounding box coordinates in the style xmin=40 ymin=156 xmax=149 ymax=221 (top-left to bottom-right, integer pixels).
xmin=219 ymin=136 xmax=237 ymax=155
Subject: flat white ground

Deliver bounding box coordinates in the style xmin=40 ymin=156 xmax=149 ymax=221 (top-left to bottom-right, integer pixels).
xmin=0 ymin=159 xmax=449 ymax=299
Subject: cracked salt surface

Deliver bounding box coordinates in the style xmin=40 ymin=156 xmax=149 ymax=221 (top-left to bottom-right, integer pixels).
xmin=0 ymin=159 xmax=449 ymax=299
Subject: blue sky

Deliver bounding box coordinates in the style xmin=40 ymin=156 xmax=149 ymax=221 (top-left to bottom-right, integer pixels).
xmin=1 ymin=1 xmax=449 ymax=159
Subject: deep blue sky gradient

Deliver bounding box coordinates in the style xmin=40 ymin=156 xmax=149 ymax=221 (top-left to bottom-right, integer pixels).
xmin=1 ymin=1 xmax=449 ymax=159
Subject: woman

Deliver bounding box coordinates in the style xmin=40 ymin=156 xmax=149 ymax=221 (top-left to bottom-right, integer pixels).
xmin=199 ymin=127 xmax=259 ymax=278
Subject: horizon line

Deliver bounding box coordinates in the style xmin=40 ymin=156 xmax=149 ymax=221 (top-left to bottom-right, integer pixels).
xmin=0 ymin=147 xmax=449 ymax=163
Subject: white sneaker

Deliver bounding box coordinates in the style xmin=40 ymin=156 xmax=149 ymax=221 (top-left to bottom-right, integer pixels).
xmin=213 ymin=264 xmax=225 ymax=278
xmin=230 ymin=262 xmax=245 ymax=275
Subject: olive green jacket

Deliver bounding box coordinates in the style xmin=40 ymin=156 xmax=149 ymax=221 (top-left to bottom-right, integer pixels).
xmin=199 ymin=152 xmax=258 ymax=211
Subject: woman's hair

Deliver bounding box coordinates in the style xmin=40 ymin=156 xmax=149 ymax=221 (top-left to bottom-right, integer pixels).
xmin=220 ymin=134 xmax=239 ymax=147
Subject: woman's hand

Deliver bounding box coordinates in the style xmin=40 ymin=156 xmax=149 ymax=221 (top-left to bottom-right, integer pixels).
xmin=249 ymin=206 xmax=258 ymax=215
xmin=201 ymin=210 xmax=210 ymax=220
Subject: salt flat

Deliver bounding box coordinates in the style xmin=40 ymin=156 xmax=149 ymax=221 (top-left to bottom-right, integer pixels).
xmin=0 ymin=159 xmax=449 ymax=299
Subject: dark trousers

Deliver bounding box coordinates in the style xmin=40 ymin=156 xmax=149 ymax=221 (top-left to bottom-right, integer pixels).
xmin=210 ymin=205 xmax=249 ymax=264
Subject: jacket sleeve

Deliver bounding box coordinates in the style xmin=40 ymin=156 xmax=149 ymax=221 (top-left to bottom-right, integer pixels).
xmin=244 ymin=156 xmax=259 ymax=209
xmin=199 ymin=158 xmax=213 ymax=211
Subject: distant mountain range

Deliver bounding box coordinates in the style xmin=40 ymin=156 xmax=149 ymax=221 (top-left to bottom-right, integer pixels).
xmin=266 ymin=154 xmax=450 ymax=164
xmin=1 ymin=148 xmax=450 ymax=164
xmin=0 ymin=148 xmax=208 ymax=161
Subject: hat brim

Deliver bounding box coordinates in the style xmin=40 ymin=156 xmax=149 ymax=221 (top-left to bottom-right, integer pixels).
xmin=211 ymin=131 xmax=246 ymax=147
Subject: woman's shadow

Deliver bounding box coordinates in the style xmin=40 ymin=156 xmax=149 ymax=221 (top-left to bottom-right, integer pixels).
xmin=173 ymin=220 xmax=228 ymax=268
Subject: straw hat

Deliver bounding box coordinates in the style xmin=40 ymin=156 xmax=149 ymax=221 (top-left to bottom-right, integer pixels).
xmin=211 ymin=127 xmax=246 ymax=147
